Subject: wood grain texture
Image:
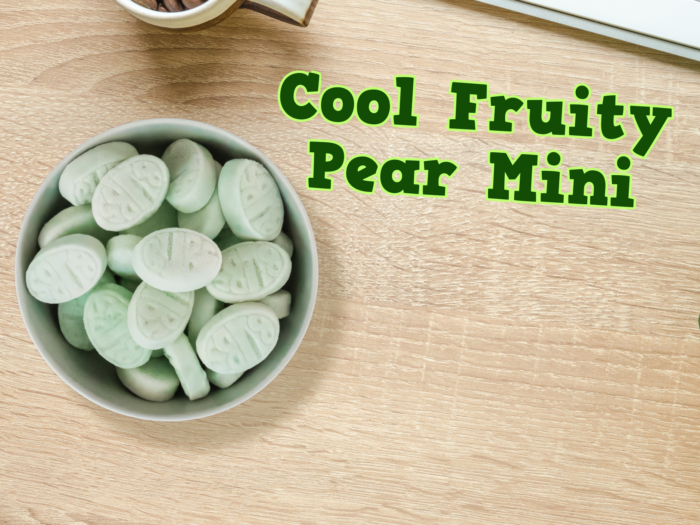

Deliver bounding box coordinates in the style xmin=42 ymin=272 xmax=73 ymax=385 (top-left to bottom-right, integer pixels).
xmin=2 ymin=0 xmax=700 ymax=523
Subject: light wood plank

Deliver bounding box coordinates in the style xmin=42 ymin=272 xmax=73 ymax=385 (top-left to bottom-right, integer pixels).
xmin=2 ymin=0 xmax=700 ymax=523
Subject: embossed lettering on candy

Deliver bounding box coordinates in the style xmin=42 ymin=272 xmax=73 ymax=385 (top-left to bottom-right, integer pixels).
xmin=26 ymin=234 xmax=107 ymax=304
xmin=206 ymin=241 xmax=291 ymax=303
xmin=84 ymin=284 xmax=152 ymax=369
xmin=196 ymin=302 xmax=280 ymax=374
xmin=132 ymin=228 xmax=222 ymax=293
xmin=219 ymin=159 xmax=284 ymax=241
xmin=92 ymin=155 xmax=169 ymax=232
xmin=59 ymin=142 xmax=138 ymax=206
xmin=127 ymin=282 xmax=195 ymax=350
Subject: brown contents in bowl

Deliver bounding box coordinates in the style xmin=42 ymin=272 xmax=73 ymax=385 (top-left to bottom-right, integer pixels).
xmin=181 ymin=0 xmax=206 ymax=8
xmin=134 ymin=0 xmax=207 ymax=11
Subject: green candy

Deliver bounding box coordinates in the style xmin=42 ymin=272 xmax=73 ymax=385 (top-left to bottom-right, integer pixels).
xmin=58 ymin=269 xmax=116 ymax=350
xmin=117 ymin=357 xmax=180 ymax=402
xmin=38 ymin=204 xmax=115 ymax=249
xmin=258 ymin=289 xmax=291 ymax=319
xmin=59 ymin=142 xmax=138 ymax=206
xmin=164 ymin=334 xmax=210 ymax=401
xmin=218 ymin=159 xmax=283 ymax=241
xmin=127 ymin=282 xmax=194 ymax=350
xmin=206 ymin=369 xmax=243 ymax=389
xmin=123 ymin=200 xmax=178 ymax=237
xmin=271 ymin=232 xmax=294 ymax=258
xmin=187 ymin=287 xmax=224 ymax=348
xmin=206 ymin=241 xmax=291 ymax=303
xmin=196 ymin=302 xmax=279 ymax=375
xmin=106 ymin=234 xmax=142 ymax=280
xmin=84 ymin=284 xmax=152 ymax=369
xmin=177 ymin=188 xmax=226 ymax=240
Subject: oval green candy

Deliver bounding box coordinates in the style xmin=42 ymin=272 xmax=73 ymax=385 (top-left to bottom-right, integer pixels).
xmin=272 ymin=231 xmax=294 ymax=258
xmin=123 ymin=200 xmax=178 ymax=237
xmin=164 ymin=334 xmax=210 ymax=401
xmin=59 ymin=142 xmax=138 ymax=206
xmin=84 ymin=284 xmax=152 ymax=369
xmin=58 ymin=269 xmax=116 ymax=350
xmin=206 ymin=368 xmax=243 ymax=389
xmin=106 ymin=234 xmax=142 ymax=280
xmin=162 ymin=139 xmax=217 ymax=214
xmin=206 ymin=241 xmax=291 ymax=303
xmin=177 ymin=188 xmax=226 ymax=240
xmin=196 ymin=302 xmax=279 ymax=375
xmin=187 ymin=287 xmax=224 ymax=348
xmin=117 ymin=357 xmax=180 ymax=402
xmin=218 ymin=159 xmax=284 ymax=241
xmin=127 ymin=282 xmax=194 ymax=350
xmin=92 ymin=155 xmax=169 ymax=232
xmin=26 ymin=234 xmax=107 ymax=304
xmin=258 ymin=289 xmax=291 ymax=319
xmin=38 ymin=204 xmax=115 ymax=249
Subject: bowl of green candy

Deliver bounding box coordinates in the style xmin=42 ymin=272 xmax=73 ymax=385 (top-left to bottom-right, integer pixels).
xmin=15 ymin=118 xmax=318 ymax=421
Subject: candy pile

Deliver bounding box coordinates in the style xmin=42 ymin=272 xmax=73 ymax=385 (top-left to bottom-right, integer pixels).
xmin=27 ymin=139 xmax=294 ymax=402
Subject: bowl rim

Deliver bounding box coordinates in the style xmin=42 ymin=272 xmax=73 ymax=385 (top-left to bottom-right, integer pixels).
xmin=113 ymin=0 xmax=229 ymax=20
xmin=15 ymin=118 xmax=319 ymax=422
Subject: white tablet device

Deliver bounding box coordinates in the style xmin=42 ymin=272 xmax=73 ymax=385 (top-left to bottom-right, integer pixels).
xmin=474 ymin=0 xmax=700 ymax=61
xmin=521 ymin=0 xmax=700 ymax=50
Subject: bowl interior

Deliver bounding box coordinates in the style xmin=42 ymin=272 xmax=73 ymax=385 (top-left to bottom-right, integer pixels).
xmin=114 ymin=0 xmax=231 ymax=21
xmin=15 ymin=119 xmax=318 ymax=421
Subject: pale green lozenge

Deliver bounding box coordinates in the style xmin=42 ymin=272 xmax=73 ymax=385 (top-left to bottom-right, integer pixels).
xmin=196 ymin=302 xmax=280 ymax=375
xmin=92 ymin=155 xmax=169 ymax=232
xmin=132 ymin=228 xmax=222 ymax=293
xmin=177 ymin=151 xmax=223 ymax=241
xmin=218 ymin=159 xmax=284 ymax=241
xmin=206 ymin=368 xmax=243 ymax=389
xmin=38 ymin=204 xmax=115 ymax=249
xmin=187 ymin=287 xmax=224 ymax=349
xmin=26 ymin=234 xmax=108 ymax=304
xmin=123 ymin=200 xmax=178 ymax=237
xmin=162 ymin=139 xmax=217 ymax=214
xmin=206 ymin=241 xmax=291 ymax=303
xmin=59 ymin=142 xmax=138 ymax=206
xmin=164 ymin=334 xmax=210 ymax=401
xmin=106 ymin=234 xmax=142 ymax=280
xmin=177 ymin=188 xmax=226 ymax=240
xmin=259 ymin=289 xmax=292 ymax=319
xmin=127 ymin=281 xmax=194 ymax=350
xmin=84 ymin=284 xmax=152 ymax=369
xmin=117 ymin=357 xmax=180 ymax=402
xmin=58 ymin=269 xmax=116 ymax=350
xmin=271 ymin=231 xmax=294 ymax=258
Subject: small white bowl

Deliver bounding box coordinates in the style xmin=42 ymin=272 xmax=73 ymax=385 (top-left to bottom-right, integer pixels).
xmin=114 ymin=0 xmax=242 ymax=30
xmin=113 ymin=0 xmax=319 ymax=31
xmin=15 ymin=119 xmax=319 ymax=421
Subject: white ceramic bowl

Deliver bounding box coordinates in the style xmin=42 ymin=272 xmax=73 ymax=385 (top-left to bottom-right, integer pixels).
xmin=113 ymin=0 xmax=318 ymax=30
xmin=15 ymin=119 xmax=319 ymax=421
xmin=114 ymin=0 xmax=243 ymax=30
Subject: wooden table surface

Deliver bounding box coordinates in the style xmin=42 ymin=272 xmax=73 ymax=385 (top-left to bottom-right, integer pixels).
xmin=2 ymin=0 xmax=700 ymax=523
